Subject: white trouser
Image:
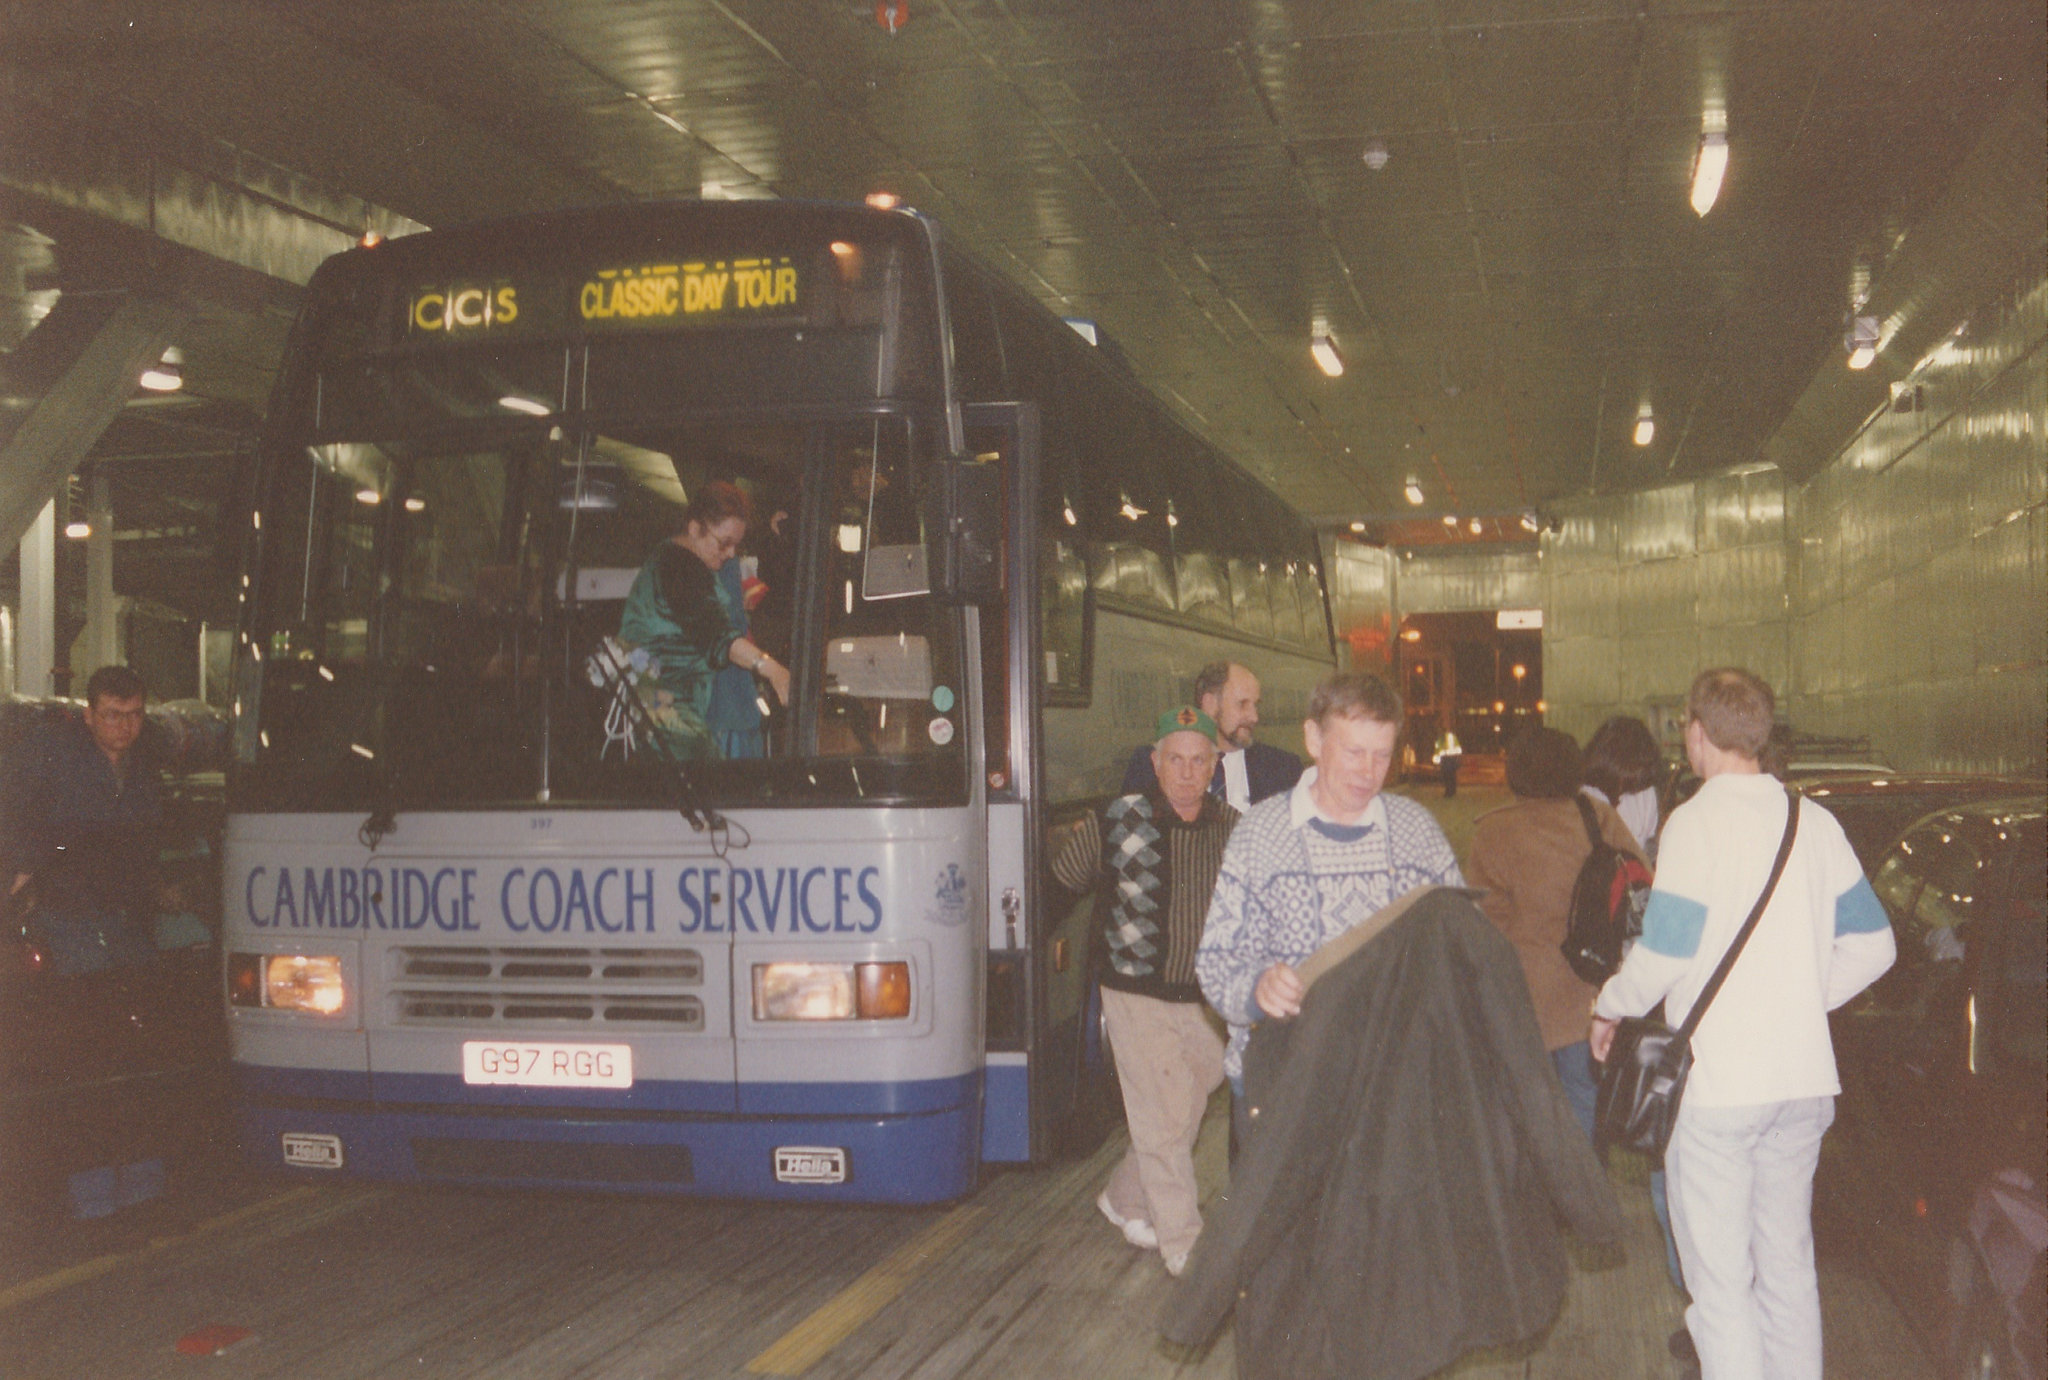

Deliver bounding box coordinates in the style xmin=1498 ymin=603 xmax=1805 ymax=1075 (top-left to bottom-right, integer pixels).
xmin=1666 ymin=1095 xmax=1836 ymax=1380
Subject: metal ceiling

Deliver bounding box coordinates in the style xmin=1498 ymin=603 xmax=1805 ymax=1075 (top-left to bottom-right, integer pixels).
xmin=2 ymin=0 xmax=2043 ymax=547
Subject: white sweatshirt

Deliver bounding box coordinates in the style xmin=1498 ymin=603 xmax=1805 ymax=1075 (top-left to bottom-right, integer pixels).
xmin=1594 ymin=772 xmax=1895 ymax=1107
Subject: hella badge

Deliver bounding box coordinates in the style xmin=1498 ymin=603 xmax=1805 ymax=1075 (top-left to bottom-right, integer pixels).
xmin=281 ymin=1132 xmax=344 ymax=1170
xmin=774 ymin=1146 xmax=847 ymax=1185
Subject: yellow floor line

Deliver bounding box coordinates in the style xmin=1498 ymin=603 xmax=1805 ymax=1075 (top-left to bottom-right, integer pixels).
xmin=0 ymin=1185 xmax=326 ymax=1313
xmin=746 ymin=1204 xmax=988 ymax=1376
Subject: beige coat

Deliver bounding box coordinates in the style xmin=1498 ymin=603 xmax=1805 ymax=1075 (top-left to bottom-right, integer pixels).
xmin=1466 ymin=794 xmax=1648 ymax=1051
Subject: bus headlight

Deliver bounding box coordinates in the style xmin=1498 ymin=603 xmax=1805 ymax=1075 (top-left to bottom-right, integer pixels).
xmin=229 ymin=953 xmax=348 ymax=1015
xmin=752 ymin=961 xmax=910 ymax=1021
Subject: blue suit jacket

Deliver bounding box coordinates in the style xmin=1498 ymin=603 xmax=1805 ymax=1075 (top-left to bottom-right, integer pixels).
xmin=1120 ymin=740 xmax=1303 ymax=806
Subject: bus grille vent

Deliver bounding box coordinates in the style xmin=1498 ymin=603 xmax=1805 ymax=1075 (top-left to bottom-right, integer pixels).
xmin=389 ymin=947 xmax=706 ymax=1030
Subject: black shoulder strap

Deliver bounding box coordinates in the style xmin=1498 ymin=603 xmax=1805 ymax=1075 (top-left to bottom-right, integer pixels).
xmin=1677 ymin=786 xmax=1801 ymax=1040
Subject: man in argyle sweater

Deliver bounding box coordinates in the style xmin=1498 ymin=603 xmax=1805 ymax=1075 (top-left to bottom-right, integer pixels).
xmin=1199 ymin=672 xmax=1464 ymax=1096
xmin=1049 ymin=706 xmax=1238 ymax=1277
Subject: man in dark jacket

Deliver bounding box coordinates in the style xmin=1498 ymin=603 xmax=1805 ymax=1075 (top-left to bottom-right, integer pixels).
xmin=1121 ymin=662 xmax=1301 ymax=809
xmin=1 ymin=665 xmax=163 ymax=974
xmin=1162 ymin=888 xmax=1624 ymax=1380
xmin=1052 ymin=706 xmax=1238 ymax=1277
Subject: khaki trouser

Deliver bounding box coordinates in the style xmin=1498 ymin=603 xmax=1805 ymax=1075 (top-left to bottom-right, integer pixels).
xmin=1099 ymin=987 xmax=1226 ymax=1259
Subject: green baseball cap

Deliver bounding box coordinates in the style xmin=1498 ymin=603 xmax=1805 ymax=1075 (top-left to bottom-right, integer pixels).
xmin=1154 ymin=705 xmax=1219 ymax=744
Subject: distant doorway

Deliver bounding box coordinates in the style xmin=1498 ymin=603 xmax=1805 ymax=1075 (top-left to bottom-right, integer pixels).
xmin=1393 ymin=611 xmax=1543 ymax=782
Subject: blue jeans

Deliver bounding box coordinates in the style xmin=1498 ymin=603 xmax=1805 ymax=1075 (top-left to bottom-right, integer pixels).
xmin=1551 ymin=1041 xmax=1599 ymax=1141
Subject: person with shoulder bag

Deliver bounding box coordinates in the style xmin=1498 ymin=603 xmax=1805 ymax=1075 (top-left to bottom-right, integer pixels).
xmin=1590 ymin=669 xmax=1894 ymax=1380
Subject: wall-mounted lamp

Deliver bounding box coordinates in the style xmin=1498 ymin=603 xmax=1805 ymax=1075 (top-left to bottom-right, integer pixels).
xmin=1361 ymin=138 xmax=1390 ymax=172
xmin=865 ymin=191 xmax=902 ymax=211
xmin=1468 ymin=517 xmax=1483 ymax=535
xmin=1403 ymin=477 xmax=1425 ymax=506
xmin=1519 ymin=511 xmax=1539 ymax=533
xmin=1845 ymin=315 xmax=1880 ymax=370
xmin=1690 ymin=131 xmax=1729 ymax=217
xmin=498 ymin=395 xmax=551 ymax=416
xmin=1441 ymin=513 xmax=1458 ymax=528
xmin=1310 ymin=334 xmax=1344 ymax=378
xmin=1348 ymin=520 xmax=1367 ymax=533
xmin=1633 ymin=403 xmax=1655 ymax=447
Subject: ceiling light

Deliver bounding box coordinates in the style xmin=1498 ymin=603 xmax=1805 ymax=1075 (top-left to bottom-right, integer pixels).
xmin=355 ymin=488 xmax=381 ymax=506
xmin=139 ymin=358 xmax=182 ymax=392
xmin=359 ymin=230 xmax=384 ymax=249
xmin=1403 ymin=478 xmax=1425 ymax=506
xmin=1348 ymin=520 xmax=1366 ymax=533
xmin=1519 ymin=511 xmax=1539 ymax=533
xmin=1845 ymin=315 xmax=1880 ymax=370
xmin=403 ymin=497 xmax=426 ymax=513
xmin=498 ymin=395 xmax=551 ymax=416
xmin=865 ymin=191 xmax=902 ymax=211
xmin=1310 ymin=334 xmax=1344 ymax=378
xmin=1468 ymin=518 xmax=1483 ymax=535
xmin=64 ymin=520 xmax=91 ymax=540
xmin=1361 ymin=138 xmax=1390 ymax=172
xmin=1633 ymin=404 xmax=1655 ymax=446
xmin=1441 ymin=513 xmax=1458 ymax=528
xmin=1689 ymin=131 xmax=1729 ymax=217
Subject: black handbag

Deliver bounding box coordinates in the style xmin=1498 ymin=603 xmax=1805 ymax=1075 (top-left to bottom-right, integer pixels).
xmin=1594 ymin=787 xmax=1800 ymax=1158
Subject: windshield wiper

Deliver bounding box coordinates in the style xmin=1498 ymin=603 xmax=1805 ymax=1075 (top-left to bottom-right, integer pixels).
xmin=586 ymin=638 xmax=730 ymax=839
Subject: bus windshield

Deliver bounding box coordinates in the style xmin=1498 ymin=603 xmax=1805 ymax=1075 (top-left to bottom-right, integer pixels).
xmin=235 ymin=402 xmax=967 ymax=812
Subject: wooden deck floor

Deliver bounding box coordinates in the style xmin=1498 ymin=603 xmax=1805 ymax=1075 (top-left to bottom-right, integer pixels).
xmin=0 ymin=1090 xmax=1931 ymax=1380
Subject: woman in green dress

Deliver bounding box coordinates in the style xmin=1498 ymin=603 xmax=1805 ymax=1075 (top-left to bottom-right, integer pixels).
xmin=617 ymin=481 xmax=791 ymax=759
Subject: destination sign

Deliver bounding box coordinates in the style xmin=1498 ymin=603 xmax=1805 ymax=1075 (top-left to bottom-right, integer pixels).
xmin=397 ymin=253 xmax=804 ymax=342
xmin=578 ymin=258 xmax=801 ymax=324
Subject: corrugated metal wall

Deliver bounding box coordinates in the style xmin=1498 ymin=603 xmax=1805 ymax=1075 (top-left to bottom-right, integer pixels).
xmin=1542 ymin=271 xmax=2046 ymax=773
xmin=1323 ymin=537 xmax=1395 ymax=673
xmin=1394 ymin=548 xmax=1541 ymax=616
xmin=1542 ymin=470 xmax=1789 ymax=747
xmin=1786 ymin=274 xmax=2047 ymax=773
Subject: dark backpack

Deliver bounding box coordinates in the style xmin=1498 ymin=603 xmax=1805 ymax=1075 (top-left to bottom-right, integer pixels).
xmin=1559 ymin=794 xmax=1654 ymax=984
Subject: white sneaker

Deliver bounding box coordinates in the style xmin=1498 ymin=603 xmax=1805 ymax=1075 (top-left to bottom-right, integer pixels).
xmin=1163 ymin=1250 xmax=1189 ymax=1278
xmin=1096 ymin=1190 xmax=1158 ymax=1249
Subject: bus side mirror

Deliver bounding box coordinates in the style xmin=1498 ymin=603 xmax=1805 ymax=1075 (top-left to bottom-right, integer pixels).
xmin=926 ymin=457 xmax=1002 ymax=606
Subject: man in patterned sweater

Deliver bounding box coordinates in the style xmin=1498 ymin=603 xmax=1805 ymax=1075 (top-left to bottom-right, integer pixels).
xmin=1199 ymin=672 xmax=1464 ymax=1104
xmin=1049 ymin=706 xmax=1238 ymax=1277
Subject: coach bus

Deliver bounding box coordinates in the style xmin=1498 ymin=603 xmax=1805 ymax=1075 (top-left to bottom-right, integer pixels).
xmin=224 ymin=199 xmax=1334 ymax=1203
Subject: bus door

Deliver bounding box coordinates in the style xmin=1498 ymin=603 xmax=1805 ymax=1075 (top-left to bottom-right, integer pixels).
xmin=960 ymin=402 xmax=1058 ymax=1162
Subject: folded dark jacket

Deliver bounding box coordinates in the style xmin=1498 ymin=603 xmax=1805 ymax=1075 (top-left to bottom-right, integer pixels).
xmin=1160 ymin=888 xmax=1623 ymax=1380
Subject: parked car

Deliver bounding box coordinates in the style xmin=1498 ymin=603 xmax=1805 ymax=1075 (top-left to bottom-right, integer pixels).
xmin=1825 ymin=794 xmax=2046 ymax=1380
xmin=1797 ymin=772 xmax=2046 ymax=872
